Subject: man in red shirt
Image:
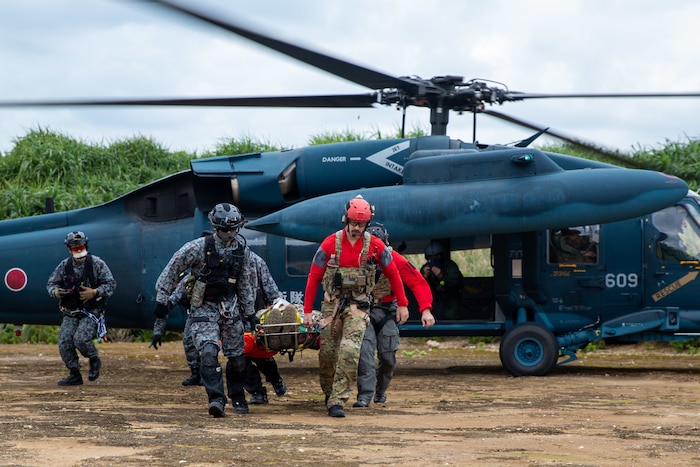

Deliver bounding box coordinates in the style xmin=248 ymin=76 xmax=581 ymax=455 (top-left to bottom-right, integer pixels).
xmin=302 ymin=195 xmax=409 ymax=418
xmin=354 ymin=222 xmax=435 ymax=408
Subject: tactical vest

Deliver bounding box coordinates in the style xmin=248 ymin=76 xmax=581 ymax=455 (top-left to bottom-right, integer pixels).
xmin=197 ymin=234 xmax=245 ymax=302
xmin=372 ymin=246 xmax=393 ymax=300
xmin=59 ymin=254 xmax=101 ymax=311
xmin=321 ymin=230 xmax=376 ymax=300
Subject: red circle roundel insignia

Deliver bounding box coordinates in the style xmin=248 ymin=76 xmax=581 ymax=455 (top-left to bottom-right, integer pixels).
xmin=5 ymin=268 xmax=28 ymax=292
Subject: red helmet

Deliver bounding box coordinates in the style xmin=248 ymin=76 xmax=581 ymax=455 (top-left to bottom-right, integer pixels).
xmin=344 ymin=196 xmax=373 ymax=223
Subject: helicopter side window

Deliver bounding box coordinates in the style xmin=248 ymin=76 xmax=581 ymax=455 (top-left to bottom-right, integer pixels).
xmin=652 ymin=207 xmax=699 ymax=262
xmin=285 ymin=238 xmax=317 ymax=276
xmin=241 ymin=227 xmax=267 ymax=259
xmin=549 ymin=225 xmax=599 ymax=264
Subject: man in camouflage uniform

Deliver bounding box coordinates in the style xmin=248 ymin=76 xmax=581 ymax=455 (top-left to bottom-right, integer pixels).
xmin=302 ymin=195 xmax=409 ymax=418
xmin=47 ymin=231 xmax=117 ymax=386
xmin=150 ymin=251 xmax=289 ymax=396
xmin=154 ymin=203 xmax=256 ymax=418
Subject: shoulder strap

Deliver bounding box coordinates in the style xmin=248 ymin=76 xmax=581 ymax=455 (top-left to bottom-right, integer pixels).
xmin=359 ymin=232 xmax=371 ymax=268
xmin=64 ymin=257 xmax=74 ymax=277
xmin=204 ymin=234 xmax=216 ymax=265
xmin=64 ymin=255 xmax=96 ymax=286
xmin=334 ymin=230 xmax=343 ymax=260
xmin=85 ymin=254 xmax=95 ymax=287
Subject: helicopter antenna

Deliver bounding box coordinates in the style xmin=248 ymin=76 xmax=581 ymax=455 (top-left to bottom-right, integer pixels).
xmin=399 ymin=96 xmax=408 ymax=138
xmin=400 ymin=108 xmax=406 ymax=139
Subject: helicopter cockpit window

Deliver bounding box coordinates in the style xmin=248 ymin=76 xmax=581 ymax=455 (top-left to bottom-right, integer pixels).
xmin=548 ymin=225 xmax=599 ymax=264
xmin=652 ymin=206 xmax=700 ymax=262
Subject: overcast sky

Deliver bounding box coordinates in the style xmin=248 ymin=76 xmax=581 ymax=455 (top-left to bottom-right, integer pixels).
xmin=1 ymin=0 xmax=699 ymax=156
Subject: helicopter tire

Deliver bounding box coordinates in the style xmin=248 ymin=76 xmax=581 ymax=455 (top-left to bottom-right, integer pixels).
xmin=499 ymin=322 xmax=559 ymax=376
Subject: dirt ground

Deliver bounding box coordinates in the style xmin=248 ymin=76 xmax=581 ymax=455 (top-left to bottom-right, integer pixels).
xmin=1 ymin=339 xmax=699 ymax=467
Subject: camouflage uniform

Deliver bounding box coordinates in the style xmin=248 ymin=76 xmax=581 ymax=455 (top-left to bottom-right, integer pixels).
xmin=152 ymin=273 xmax=200 ymax=372
xmin=155 ymin=234 xmax=255 ymax=413
xmin=304 ymin=229 xmax=407 ymax=412
xmin=47 ymin=254 xmax=116 ymax=377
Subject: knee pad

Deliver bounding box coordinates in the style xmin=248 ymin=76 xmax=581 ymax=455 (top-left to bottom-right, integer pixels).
xmin=200 ymin=343 xmax=219 ymax=368
xmin=226 ymin=355 xmax=246 ymax=373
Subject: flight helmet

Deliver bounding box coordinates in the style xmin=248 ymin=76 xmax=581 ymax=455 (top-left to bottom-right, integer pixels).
xmin=366 ymin=221 xmax=389 ymax=244
xmin=64 ymin=231 xmax=89 ymax=248
xmin=208 ymin=203 xmax=245 ymax=231
xmin=342 ymin=195 xmax=374 ymax=224
xmin=424 ymin=241 xmax=444 ymax=259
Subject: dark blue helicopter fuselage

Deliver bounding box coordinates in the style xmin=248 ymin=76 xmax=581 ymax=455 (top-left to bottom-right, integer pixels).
xmin=0 ymin=136 xmax=695 ymax=375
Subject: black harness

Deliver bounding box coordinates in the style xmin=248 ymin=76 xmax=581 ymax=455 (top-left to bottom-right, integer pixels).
xmin=198 ymin=234 xmax=245 ymax=302
xmin=370 ymin=302 xmax=396 ymax=335
xmin=59 ymin=254 xmax=101 ymax=311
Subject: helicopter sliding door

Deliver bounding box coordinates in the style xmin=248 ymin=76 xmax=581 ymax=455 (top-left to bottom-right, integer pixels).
xmin=643 ymin=203 xmax=700 ymax=309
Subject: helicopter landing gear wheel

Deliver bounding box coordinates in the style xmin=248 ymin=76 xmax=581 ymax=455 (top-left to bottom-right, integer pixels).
xmin=500 ymin=322 xmax=558 ymax=376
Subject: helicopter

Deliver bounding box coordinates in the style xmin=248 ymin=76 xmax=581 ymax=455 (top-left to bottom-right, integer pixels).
xmin=1 ymin=0 xmax=699 ymax=376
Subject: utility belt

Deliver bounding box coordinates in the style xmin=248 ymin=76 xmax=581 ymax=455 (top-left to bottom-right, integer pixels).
xmin=60 ymin=307 xmax=100 ymax=319
xmin=335 ymin=292 xmax=371 ymax=312
xmin=373 ymin=294 xmax=396 ymax=304
xmin=188 ymin=300 xmax=240 ymax=323
xmin=319 ymin=291 xmax=371 ymax=330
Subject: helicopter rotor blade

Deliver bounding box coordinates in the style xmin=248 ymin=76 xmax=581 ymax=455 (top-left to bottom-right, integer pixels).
xmin=501 ymin=91 xmax=700 ymax=102
xmin=481 ymin=109 xmax=648 ymax=168
xmin=0 ymin=94 xmax=379 ymax=109
xmin=141 ymin=0 xmax=418 ymax=94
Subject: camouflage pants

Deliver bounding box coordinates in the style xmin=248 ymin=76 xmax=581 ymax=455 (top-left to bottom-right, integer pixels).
xmin=58 ymin=314 xmax=99 ymax=371
xmin=357 ymin=302 xmax=400 ymax=402
xmin=319 ymin=300 xmax=368 ymax=408
xmin=189 ymin=303 xmax=245 ymax=358
xmin=189 ymin=302 xmax=246 ymax=406
xmin=182 ymin=315 xmax=200 ymax=369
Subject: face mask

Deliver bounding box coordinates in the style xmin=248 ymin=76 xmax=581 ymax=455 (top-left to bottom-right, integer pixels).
xmin=72 ymin=250 xmax=88 ymax=259
xmin=216 ymin=230 xmax=236 ymax=243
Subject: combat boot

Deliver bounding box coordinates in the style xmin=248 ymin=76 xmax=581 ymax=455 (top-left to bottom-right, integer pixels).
xmin=58 ymin=369 xmax=83 ymax=386
xmin=233 ymin=399 xmax=249 ymax=414
xmin=328 ymin=405 xmax=346 ymax=417
xmin=182 ymin=367 xmax=202 ymax=386
xmin=208 ymin=400 xmax=226 ymax=418
xmin=88 ymin=357 xmax=101 ymax=381
xmin=249 ymin=386 xmax=268 ymax=405
xmin=272 ymin=378 xmax=287 ymax=396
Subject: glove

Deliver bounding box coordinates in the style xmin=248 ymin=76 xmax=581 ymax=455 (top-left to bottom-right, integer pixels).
xmin=54 ymin=288 xmax=70 ymax=298
xmin=149 ymin=334 xmax=162 ymax=350
xmin=79 ymin=286 xmax=98 ymax=301
xmin=244 ymin=314 xmax=259 ymax=332
xmin=153 ymin=303 xmax=170 ymax=319
xmin=272 ymin=297 xmax=290 ymax=310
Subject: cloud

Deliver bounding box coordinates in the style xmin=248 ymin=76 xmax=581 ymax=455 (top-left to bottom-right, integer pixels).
xmin=1 ymin=0 xmax=699 ymax=154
